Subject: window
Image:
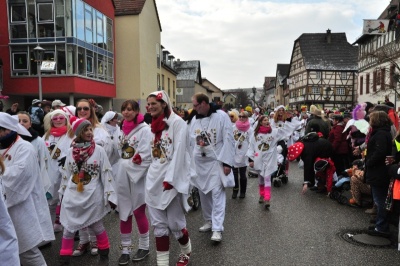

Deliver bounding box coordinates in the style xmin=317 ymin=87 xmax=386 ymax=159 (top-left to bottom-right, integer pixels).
xmin=12 ymin=52 xmax=28 ymax=71
xmin=86 ymin=53 xmax=93 ymax=74
xmin=11 ymin=5 xmax=26 ymax=23
xmin=316 ymin=71 xmax=322 ymax=80
xmin=85 ymin=7 xmax=93 ymax=43
xmin=106 ymin=18 xmax=113 ymax=52
xmin=168 ymin=78 xmax=170 ymax=96
xmin=360 ymin=76 xmax=363 ymax=95
xmin=161 ymin=75 xmax=165 ymax=90
xmin=311 ymin=87 xmax=320 ymax=94
xmin=38 ymin=3 xmax=53 ymax=22
xmin=336 ymin=88 xmax=345 ymax=95
xmin=172 ymin=80 xmax=175 ymax=98
xmin=366 ymin=74 xmax=370 ymax=94
xmin=381 ymin=68 xmax=386 ymax=90
xmin=156 ymin=44 xmax=160 ymax=68
xmin=340 ymin=72 xmax=347 ymax=79
xmin=76 ymin=0 xmax=85 ymax=40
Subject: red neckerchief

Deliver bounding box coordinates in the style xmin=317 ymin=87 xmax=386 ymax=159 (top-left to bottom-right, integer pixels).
xmin=72 ymin=139 xmax=95 ymax=164
xmin=50 ymin=126 xmax=68 ymax=137
xmin=151 ymin=113 xmax=166 ymax=142
xmin=258 ymin=125 xmax=272 ymax=134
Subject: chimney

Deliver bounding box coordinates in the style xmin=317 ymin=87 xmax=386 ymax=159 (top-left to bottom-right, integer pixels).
xmin=326 ymin=29 xmax=331 ymax=44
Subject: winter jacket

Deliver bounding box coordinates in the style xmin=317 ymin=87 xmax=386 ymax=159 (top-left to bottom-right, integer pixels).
xmin=300 ymin=133 xmax=333 ymax=186
xmin=365 ymin=125 xmax=392 ymax=187
xmin=328 ymin=122 xmax=349 ymax=155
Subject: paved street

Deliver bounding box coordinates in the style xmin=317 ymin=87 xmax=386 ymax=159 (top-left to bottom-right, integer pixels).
xmin=42 ymin=161 xmax=400 ymax=265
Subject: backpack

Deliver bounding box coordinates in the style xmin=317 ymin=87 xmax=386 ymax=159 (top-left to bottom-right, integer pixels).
xmin=30 ymin=106 xmax=42 ymax=125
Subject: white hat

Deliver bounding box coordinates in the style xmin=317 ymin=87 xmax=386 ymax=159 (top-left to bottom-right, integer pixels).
xmin=274 ymin=105 xmax=285 ymax=112
xmin=148 ymin=90 xmax=173 ymax=113
xmin=61 ymin=106 xmax=76 ymax=117
xmin=32 ymin=99 xmax=41 ymax=105
xmin=1 ymin=113 xmax=31 ymax=136
xmin=101 ymin=111 xmax=117 ymax=124
xmin=255 ymin=108 xmax=260 ymax=113
xmin=52 ymin=99 xmax=66 ymax=107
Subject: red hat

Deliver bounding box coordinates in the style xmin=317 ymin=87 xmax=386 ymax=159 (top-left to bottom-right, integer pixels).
xmin=288 ymin=142 xmax=304 ymax=161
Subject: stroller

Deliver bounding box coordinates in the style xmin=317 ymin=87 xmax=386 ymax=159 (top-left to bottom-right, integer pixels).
xmin=272 ymin=140 xmax=289 ymax=187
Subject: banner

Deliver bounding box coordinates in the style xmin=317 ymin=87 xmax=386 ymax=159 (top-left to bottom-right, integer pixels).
xmin=176 ymin=88 xmax=183 ymax=95
xmin=363 ymin=20 xmax=389 ymax=35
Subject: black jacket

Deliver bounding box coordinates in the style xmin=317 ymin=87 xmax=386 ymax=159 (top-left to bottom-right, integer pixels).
xmin=365 ymin=125 xmax=392 ymax=187
xmin=300 ymin=133 xmax=333 ymax=186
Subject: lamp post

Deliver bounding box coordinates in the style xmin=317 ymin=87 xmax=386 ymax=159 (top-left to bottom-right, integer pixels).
xmin=252 ymin=87 xmax=256 ymax=106
xmin=33 ymin=45 xmax=45 ymax=101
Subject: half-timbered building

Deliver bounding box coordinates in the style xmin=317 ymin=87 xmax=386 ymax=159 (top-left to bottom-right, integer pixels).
xmin=288 ymin=30 xmax=358 ymax=111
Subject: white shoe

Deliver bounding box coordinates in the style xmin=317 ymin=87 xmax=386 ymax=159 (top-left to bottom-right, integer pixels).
xmin=211 ymin=231 xmax=222 ymax=242
xmin=90 ymin=242 xmax=98 ymax=255
xmin=199 ymin=221 xmax=212 ymax=232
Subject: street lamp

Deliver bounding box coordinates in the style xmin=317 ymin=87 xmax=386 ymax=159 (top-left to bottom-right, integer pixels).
xmin=33 ymin=45 xmax=45 ymax=101
xmin=252 ymin=87 xmax=256 ymax=106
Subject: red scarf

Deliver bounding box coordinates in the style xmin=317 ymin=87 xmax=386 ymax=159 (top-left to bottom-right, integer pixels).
xmin=72 ymin=139 xmax=95 ymax=164
xmin=151 ymin=114 xmax=167 ymax=142
xmin=258 ymin=125 xmax=272 ymax=134
xmin=122 ymin=113 xmax=145 ymax=135
xmin=50 ymin=126 xmax=68 ymax=137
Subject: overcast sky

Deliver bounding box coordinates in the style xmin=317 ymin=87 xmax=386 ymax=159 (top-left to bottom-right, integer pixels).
xmin=157 ymin=0 xmax=390 ymax=90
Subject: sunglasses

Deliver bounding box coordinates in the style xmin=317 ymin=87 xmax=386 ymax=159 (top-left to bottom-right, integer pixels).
xmin=52 ymin=116 xmax=66 ymax=121
xmin=238 ymin=115 xmax=247 ymax=118
xmin=77 ymin=106 xmax=90 ymax=111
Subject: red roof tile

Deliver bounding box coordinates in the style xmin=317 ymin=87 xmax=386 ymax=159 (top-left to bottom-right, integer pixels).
xmin=114 ymin=0 xmax=146 ymax=16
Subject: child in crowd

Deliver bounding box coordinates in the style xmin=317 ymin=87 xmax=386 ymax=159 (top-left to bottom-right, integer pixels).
xmin=58 ymin=118 xmax=117 ymax=265
xmin=247 ymin=115 xmax=300 ymax=209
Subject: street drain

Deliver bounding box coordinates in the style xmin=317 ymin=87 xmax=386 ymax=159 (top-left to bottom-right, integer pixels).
xmin=338 ymin=229 xmax=396 ymax=249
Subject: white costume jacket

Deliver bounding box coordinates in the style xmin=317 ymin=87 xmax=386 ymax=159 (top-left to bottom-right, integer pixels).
xmin=116 ymin=123 xmax=152 ymax=221
xmin=0 ymin=190 xmax=19 ymax=265
xmin=189 ymin=110 xmax=235 ymax=194
xmin=94 ymin=125 xmax=113 ymax=161
xmin=232 ymin=124 xmax=253 ymax=168
xmin=59 ymin=145 xmax=117 ymax=232
xmin=145 ymin=113 xmax=190 ymax=210
xmin=1 ymin=138 xmax=54 ymax=253
xmin=43 ymin=133 xmax=74 ymax=201
xmin=31 ymin=136 xmax=52 ymax=193
xmin=247 ymin=120 xmax=300 ymax=177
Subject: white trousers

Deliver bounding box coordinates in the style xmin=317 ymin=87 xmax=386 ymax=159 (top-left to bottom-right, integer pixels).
xmin=199 ymin=184 xmax=226 ymax=231
xmin=148 ymin=195 xmax=186 ymax=239
xmin=20 ymin=247 xmax=47 ymax=266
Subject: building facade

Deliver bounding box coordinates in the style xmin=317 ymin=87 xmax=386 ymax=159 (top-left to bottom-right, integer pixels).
xmin=1 ymin=0 xmax=116 ymax=109
xmin=113 ymin=0 xmax=161 ymax=112
xmin=288 ymin=30 xmax=357 ymax=111
xmin=354 ymin=0 xmax=400 ymax=109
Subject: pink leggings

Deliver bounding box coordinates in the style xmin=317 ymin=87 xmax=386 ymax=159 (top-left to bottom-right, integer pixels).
xmin=120 ymin=204 xmax=149 ymax=234
xmin=258 ymin=174 xmax=271 ymax=201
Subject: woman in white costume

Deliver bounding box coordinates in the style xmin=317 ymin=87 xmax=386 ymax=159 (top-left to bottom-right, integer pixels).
xmin=18 ymin=111 xmax=52 ymax=195
xmin=58 ymin=118 xmax=116 ymax=265
xmin=73 ymin=99 xmax=112 ymax=256
xmin=231 ymin=111 xmax=253 ymax=199
xmin=100 ymin=111 xmax=120 ymax=168
xmin=42 ymin=110 xmax=75 ymax=233
xmin=0 ymin=156 xmax=20 ymax=265
xmin=0 ymin=112 xmax=54 ymax=265
xmin=115 ymin=100 xmax=151 ymax=264
xmin=146 ymin=91 xmax=192 ymax=266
